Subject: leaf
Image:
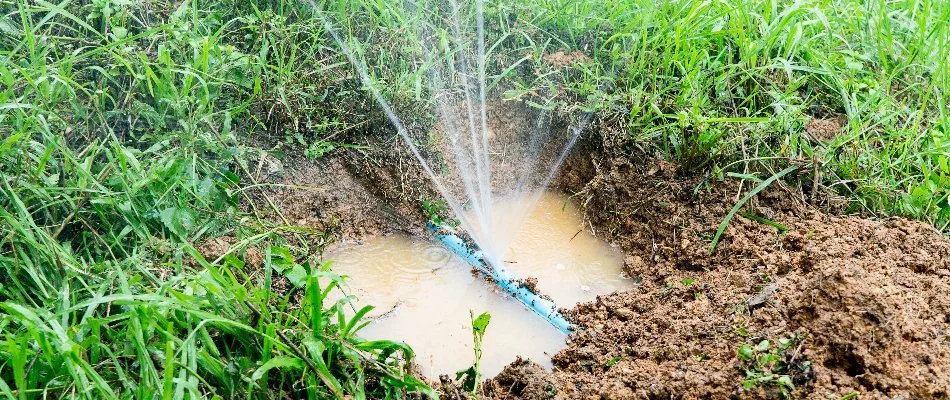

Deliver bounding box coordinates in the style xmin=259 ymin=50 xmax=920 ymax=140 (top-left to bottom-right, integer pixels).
xmin=605 ymin=355 xmax=621 ymax=367
xmin=112 ymin=26 xmax=128 ymax=39
xmin=269 ymin=246 xmax=294 ymax=272
xmin=285 ymin=265 xmax=308 ymax=288
xmin=709 ymin=166 xmax=798 ymax=253
xmin=472 ymin=312 xmax=491 ymax=336
xmin=741 ymin=212 xmax=789 ymax=232
xmin=251 ymin=356 xmax=304 ymax=381
xmin=159 ymin=207 xmax=197 ymax=238
xmin=755 ymin=340 xmax=770 ymax=352
xmin=302 ymin=338 xmax=342 ymax=395
xmin=738 ymin=344 xmax=754 ymax=361
xmin=342 ymin=305 xmax=375 ymax=337
xmin=776 ymin=375 xmax=795 ymax=390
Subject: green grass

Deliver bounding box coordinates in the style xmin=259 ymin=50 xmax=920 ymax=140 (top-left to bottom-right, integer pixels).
xmin=489 ymin=0 xmax=949 ymax=232
xmin=316 ymin=0 xmax=950 ymax=232
xmin=0 ymin=0 xmax=432 ymax=398
xmin=1 ymin=0 xmax=948 ymax=398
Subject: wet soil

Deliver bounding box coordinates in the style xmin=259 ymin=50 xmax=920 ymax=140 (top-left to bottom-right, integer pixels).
xmin=255 ymin=101 xmax=950 ymax=399
xmin=267 ymin=152 xmax=427 ymax=241
xmin=484 ymin=155 xmax=950 ymax=400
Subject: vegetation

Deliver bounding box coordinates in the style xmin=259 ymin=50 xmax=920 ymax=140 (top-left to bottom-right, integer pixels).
xmin=0 ymin=0 xmax=947 ymax=397
xmin=455 ymin=312 xmax=490 ymax=396
xmin=493 ymin=0 xmax=950 ymax=233
xmin=0 ymin=0 xmax=430 ymax=397
xmin=737 ymin=336 xmax=813 ymax=398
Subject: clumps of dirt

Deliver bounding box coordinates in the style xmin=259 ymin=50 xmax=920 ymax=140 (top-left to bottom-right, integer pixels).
xmin=805 ymin=115 xmax=847 ymax=141
xmin=192 ymin=236 xmax=263 ymax=270
xmin=488 ymin=155 xmax=950 ymax=399
xmin=487 ymin=358 xmax=561 ymax=399
xmin=543 ymin=50 xmax=591 ymax=67
xmin=520 ymin=277 xmax=540 ymax=295
xmin=514 ymin=277 xmax=556 ymax=303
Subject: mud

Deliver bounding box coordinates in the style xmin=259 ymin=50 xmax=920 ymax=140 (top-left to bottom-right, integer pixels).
xmin=256 ymin=101 xmax=950 ymax=399
xmin=486 ymin=156 xmax=950 ymax=399
xmin=268 ymin=153 xmax=426 ymax=241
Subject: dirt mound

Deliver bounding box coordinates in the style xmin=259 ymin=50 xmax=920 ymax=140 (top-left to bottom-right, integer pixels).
xmin=487 ymin=156 xmax=950 ymax=399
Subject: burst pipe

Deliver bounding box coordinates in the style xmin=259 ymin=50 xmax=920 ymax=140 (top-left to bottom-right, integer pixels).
xmin=427 ymin=222 xmax=574 ymax=334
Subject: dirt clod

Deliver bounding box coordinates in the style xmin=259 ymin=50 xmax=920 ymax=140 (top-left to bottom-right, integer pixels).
xmin=542 ymin=50 xmax=591 ymax=67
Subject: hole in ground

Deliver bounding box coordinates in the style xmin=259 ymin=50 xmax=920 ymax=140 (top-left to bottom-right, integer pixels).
xmin=323 ymin=192 xmax=630 ymax=378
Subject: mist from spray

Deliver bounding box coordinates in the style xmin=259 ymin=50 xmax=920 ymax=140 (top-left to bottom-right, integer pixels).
xmin=311 ymin=0 xmax=592 ymax=271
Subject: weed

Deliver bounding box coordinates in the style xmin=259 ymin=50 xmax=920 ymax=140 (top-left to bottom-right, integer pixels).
xmin=304 ymin=140 xmax=366 ymax=160
xmin=737 ymin=335 xmax=814 ymax=398
xmin=710 ymin=166 xmax=799 ymax=253
xmin=421 ymin=196 xmax=460 ymax=228
xmin=1 ymin=0 xmax=948 ymax=396
xmin=741 ymin=212 xmax=790 ymax=233
xmin=456 ymin=311 xmax=491 ymax=396
xmin=839 ymin=391 xmax=860 ymax=400
xmin=605 ymin=355 xmax=622 ymax=368
xmin=488 ymin=0 xmax=950 ymax=236
xmin=0 ymin=0 xmax=435 ymax=397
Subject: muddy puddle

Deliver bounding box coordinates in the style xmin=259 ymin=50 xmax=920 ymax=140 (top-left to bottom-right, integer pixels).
xmin=324 ymin=193 xmax=628 ymax=378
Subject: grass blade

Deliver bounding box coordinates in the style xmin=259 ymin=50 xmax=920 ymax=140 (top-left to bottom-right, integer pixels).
xmin=709 ymin=166 xmax=798 ymax=254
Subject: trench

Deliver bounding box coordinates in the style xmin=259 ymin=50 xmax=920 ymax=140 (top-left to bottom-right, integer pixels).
xmin=324 ymin=192 xmax=629 ymax=378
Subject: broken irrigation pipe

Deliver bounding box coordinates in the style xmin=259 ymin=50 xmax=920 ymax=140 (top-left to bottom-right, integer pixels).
xmin=427 ymin=222 xmax=574 ymax=334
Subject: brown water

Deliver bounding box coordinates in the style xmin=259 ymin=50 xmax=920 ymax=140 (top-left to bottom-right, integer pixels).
xmin=324 ymin=193 xmax=627 ymax=378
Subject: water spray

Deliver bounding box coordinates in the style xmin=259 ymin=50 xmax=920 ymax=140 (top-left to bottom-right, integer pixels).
xmin=312 ymin=0 xmax=582 ymax=335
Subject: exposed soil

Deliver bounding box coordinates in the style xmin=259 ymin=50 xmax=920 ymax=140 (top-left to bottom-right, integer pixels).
xmin=543 ymin=50 xmax=592 ymax=67
xmin=260 ymin=101 xmax=950 ymax=399
xmin=805 ymin=116 xmax=847 ymax=141
xmin=484 ymin=154 xmax=950 ymax=399
xmin=267 ymin=152 xmax=428 ymax=241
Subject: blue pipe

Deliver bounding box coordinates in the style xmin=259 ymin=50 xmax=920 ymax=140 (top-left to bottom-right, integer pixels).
xmin=427 ymin=222 xmax=574 ymax=334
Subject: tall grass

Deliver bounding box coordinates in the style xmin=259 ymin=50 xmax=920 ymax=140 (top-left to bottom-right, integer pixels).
xmin=491 ymin=0 xmax=950 ymax=231
xmin=314 ymin=0 xmax=949 ymax=232
xmin=0 ymin=0 xmax=432 ymax=398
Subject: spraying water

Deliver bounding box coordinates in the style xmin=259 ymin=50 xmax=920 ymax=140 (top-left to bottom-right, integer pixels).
xmin=313 ymin=0 xmax=591 ymax=264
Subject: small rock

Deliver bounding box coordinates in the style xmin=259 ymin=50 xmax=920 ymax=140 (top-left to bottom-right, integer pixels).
xmin=747 ymin=283 xmax=778 ymax=308
xmin=613 ymin=307 xmax=634 ymax=321
xmin=937 ymin=269 xmax=950 ymax=277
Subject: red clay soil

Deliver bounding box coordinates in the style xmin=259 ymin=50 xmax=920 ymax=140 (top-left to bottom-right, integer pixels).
xmin=485 ymin=156 xmax=950 ymax=400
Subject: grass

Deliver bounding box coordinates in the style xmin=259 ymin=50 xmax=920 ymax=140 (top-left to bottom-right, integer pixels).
xmin=0 ymin=0 xmax=948 ymax=398
xmin=314 ymin=0 xmax=949 ymax=233
xmin=492 ymin=0 xmax=950 ymax=233
xmin=0 ymin=0 xmax=431 ymax=398
xmin=736 ymin=336 xmax=813 ymax=398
